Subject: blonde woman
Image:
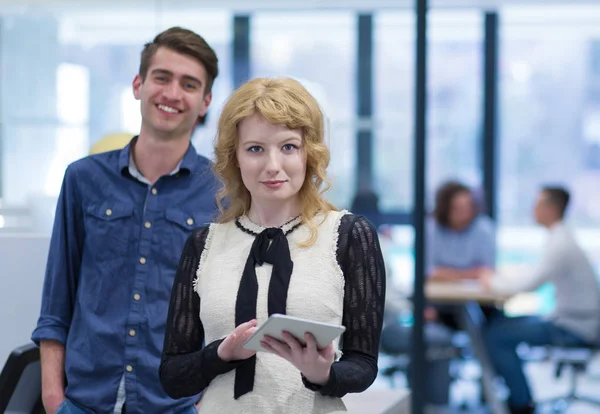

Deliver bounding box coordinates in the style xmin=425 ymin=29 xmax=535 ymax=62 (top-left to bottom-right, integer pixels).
xmin=159 ymin=77 xmax=386 ymax=413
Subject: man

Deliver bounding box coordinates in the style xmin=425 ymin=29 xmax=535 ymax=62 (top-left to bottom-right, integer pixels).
xmin=31 ymin=27 xmax=220 ymax=414
xmin=482 ymin=186 xmax=600 ymax=414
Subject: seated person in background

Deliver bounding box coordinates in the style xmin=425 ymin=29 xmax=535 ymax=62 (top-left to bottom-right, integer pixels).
xmin=159 ymin=77 xmax=386 ymax=413
xmin=482 ymin=186 xmax=600 ymax=414
xmin=425 ymin=181 xmax=498 ymax=329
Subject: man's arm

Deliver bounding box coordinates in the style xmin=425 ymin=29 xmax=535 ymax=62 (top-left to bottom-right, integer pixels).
xmin=40 ymin=340 xmax=66 ymax=414
xmin=31 ymin=165 xmax=85 ymax=412
xmin=491 ymin=238 xmax=564 ymax=295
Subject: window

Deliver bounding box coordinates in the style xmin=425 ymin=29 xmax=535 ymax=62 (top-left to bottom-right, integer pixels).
xmin=373 ymin=12 xmax=415 ymax=213
xmin=251 ymin=12 xmax=356 ymax=208
xmin=375 ymin=11 xmax=483 ymax=299
xmin=374 ymin=11 xmax=483 ymax=213
xmin=0 ymin=6 xmax=232 ymax=233
xmin=427 ymin=11 xmax=483 ymax=208
xmin=498 ymin=5 xmax=600 ymax=314
xmin=499 ymin=5 xmax=600 ymax=228
xmin=45 ymin=64 xmax=90 ymax=197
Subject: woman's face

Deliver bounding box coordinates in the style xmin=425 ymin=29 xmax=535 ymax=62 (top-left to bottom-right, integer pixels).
xmin=449 ymin=191 xmax=475 ymax=230
xmin=236 ymin=114 xmax=307 ymax=209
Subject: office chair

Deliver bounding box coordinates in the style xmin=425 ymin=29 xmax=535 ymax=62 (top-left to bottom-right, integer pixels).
xmin=0 ymin=343 xmax=44 ymax=414
xmin=379 ymin=321 xmax=458 ymax=406
xmin=537 ymin=344 xmax=600 ymax=412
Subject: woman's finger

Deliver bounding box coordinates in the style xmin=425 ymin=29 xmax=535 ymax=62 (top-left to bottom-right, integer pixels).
xmin=304 ymin=333 xmax=318 ymax=357
xmin=225 ymin=332 xmax=236 ymax=346
xmin=281 ymin=331 xmax=303 ymax=354
xmin=242 ymin=326 xmax=258 ymax=340
xmin=235 ymin=319 xmax=257 ymax=334
xmin=320 ymin=342 xmax=336 ymax=361
xmin=265 ymin=337 xmax=291 ymax=360
xmin=260 ymin=340 xmax=275 ymax=353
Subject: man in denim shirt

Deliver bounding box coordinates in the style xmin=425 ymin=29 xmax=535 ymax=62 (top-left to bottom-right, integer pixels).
xmin=31 ymin=27 xmax=219 ymax=414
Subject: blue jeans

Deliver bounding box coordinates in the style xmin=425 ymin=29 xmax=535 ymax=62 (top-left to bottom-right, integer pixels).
xmin=55 ymin=399 xmax=87 ymax=414
xmin=483 ymin=316 xmax=588 ymax=408
xmin=56 ymin=399 xmax=198 ymax=414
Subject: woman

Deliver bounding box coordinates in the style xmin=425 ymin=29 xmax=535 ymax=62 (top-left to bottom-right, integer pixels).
xmin=426 ymin=181 xmax=497 ymax=328
xmin=159 ymin=77 xmax=386 ymax=413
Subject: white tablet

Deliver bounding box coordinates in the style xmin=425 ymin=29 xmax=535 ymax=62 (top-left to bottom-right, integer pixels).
xmin=243 ymin=314 xmax=346 ymax=353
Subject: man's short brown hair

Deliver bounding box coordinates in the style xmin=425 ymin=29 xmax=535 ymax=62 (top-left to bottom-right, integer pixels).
xmin=541 ymin=186 xmax=570 ymax=218
xmin=139 ymin=26 xmax=218 ymax=94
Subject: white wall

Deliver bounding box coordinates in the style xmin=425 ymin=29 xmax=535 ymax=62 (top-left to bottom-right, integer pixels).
xmin=0 ymin=235 xmax=50 ymax=367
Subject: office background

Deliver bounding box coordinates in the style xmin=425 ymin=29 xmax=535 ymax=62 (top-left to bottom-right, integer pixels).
xmin=1 ymin=0 xmax=600 ymax=412
xmin=2 ymin=0 xmax=599 ymax=289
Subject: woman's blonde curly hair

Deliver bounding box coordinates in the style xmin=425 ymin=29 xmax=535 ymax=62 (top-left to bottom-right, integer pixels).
xmin=213 ymin=77 xmax=337 ymax=246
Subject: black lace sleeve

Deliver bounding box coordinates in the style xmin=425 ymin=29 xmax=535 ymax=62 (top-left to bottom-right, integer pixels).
xmin=159 ymin=227 xmax=246 ymax=399
xmin=302 ymin=214 xmax=386 ymax=397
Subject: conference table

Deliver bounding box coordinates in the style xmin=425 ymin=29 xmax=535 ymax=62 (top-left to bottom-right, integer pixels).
xmin=343 ymin=388 xmax=411 ymax=413
xmin=425 ymin=279 xmax=511 ymax=414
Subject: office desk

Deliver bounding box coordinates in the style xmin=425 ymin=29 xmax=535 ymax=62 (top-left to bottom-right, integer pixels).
xmin=426 ymin=280 xmax=510 ymax=414
xmin=343 ymin=388 xmax=410 ymax=414
xmin=426 ymin=280 xmax=511 ymax=305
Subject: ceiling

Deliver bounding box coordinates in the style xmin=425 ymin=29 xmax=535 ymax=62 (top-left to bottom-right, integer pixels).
xmin=4 ymin=0 xmax=600 ymax=12
xmin=4 ymin=0 xmax=600 ymax=46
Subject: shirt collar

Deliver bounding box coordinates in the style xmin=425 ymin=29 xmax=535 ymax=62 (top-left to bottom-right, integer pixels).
xmin=118 ymin=135 xmax=201 ymax=180
xmin=549 ymin=220 xmax=565 ymax=233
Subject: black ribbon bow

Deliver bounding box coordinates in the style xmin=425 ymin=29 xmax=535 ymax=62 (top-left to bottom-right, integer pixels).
xmin=233 ymin=226 xmax=294 ymax=399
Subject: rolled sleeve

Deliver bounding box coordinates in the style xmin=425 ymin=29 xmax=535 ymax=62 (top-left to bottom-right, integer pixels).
xmin=31 ymin=164 xmax=84 ymax=346
xmin=31 ymin=317 xmax=70 ymax=346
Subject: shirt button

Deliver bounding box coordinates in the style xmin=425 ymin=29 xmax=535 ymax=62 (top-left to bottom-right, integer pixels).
xmin=105 ymin=209 xmax=112 ymax=216
xmin=151 ymin=188 xmax=158 ymax=195
xmin=139 ymin=257 xmax=146 ymax=265
xmin=133 ymin=293 xmax=141 ymax=301
xmin=126 ymin=365 xmax=133 ymax=372
xmin=144 ymin=221 xmax=152 ymax=229
xmin=187 ymin=218 xmax=194 ymax=226
xmin=129 ymin=329 xmax=136 ymax=337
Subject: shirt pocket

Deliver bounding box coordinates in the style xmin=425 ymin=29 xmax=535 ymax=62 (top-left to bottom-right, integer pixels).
xmin=85 ymin=202 xmax=135 ymax=262
xmin=160 ymin=208 xmax=213 ymax=269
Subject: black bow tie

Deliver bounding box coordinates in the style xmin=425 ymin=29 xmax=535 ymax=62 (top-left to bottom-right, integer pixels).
xmin=233 ymin=223 xmax=295 ymax=399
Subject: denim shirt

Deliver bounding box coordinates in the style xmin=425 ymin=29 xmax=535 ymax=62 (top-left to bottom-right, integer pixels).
xmin=31 ymin=139 xmax=219 ymax=413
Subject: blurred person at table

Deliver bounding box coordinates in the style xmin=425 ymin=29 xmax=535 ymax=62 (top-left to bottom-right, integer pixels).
xmin=425 ymin=181 xmax=498 ymax=328
xmin=482 ymin=186 xmax=600 ymax=414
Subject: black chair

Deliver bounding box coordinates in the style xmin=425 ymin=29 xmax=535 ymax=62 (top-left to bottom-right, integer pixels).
xmin=379 ymin=321 xmax=458 ymax=406
xmin=0 ymin=343 xmax=44 ymax=414
xmin=537 ymin=344 xmax=600 ymax=412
